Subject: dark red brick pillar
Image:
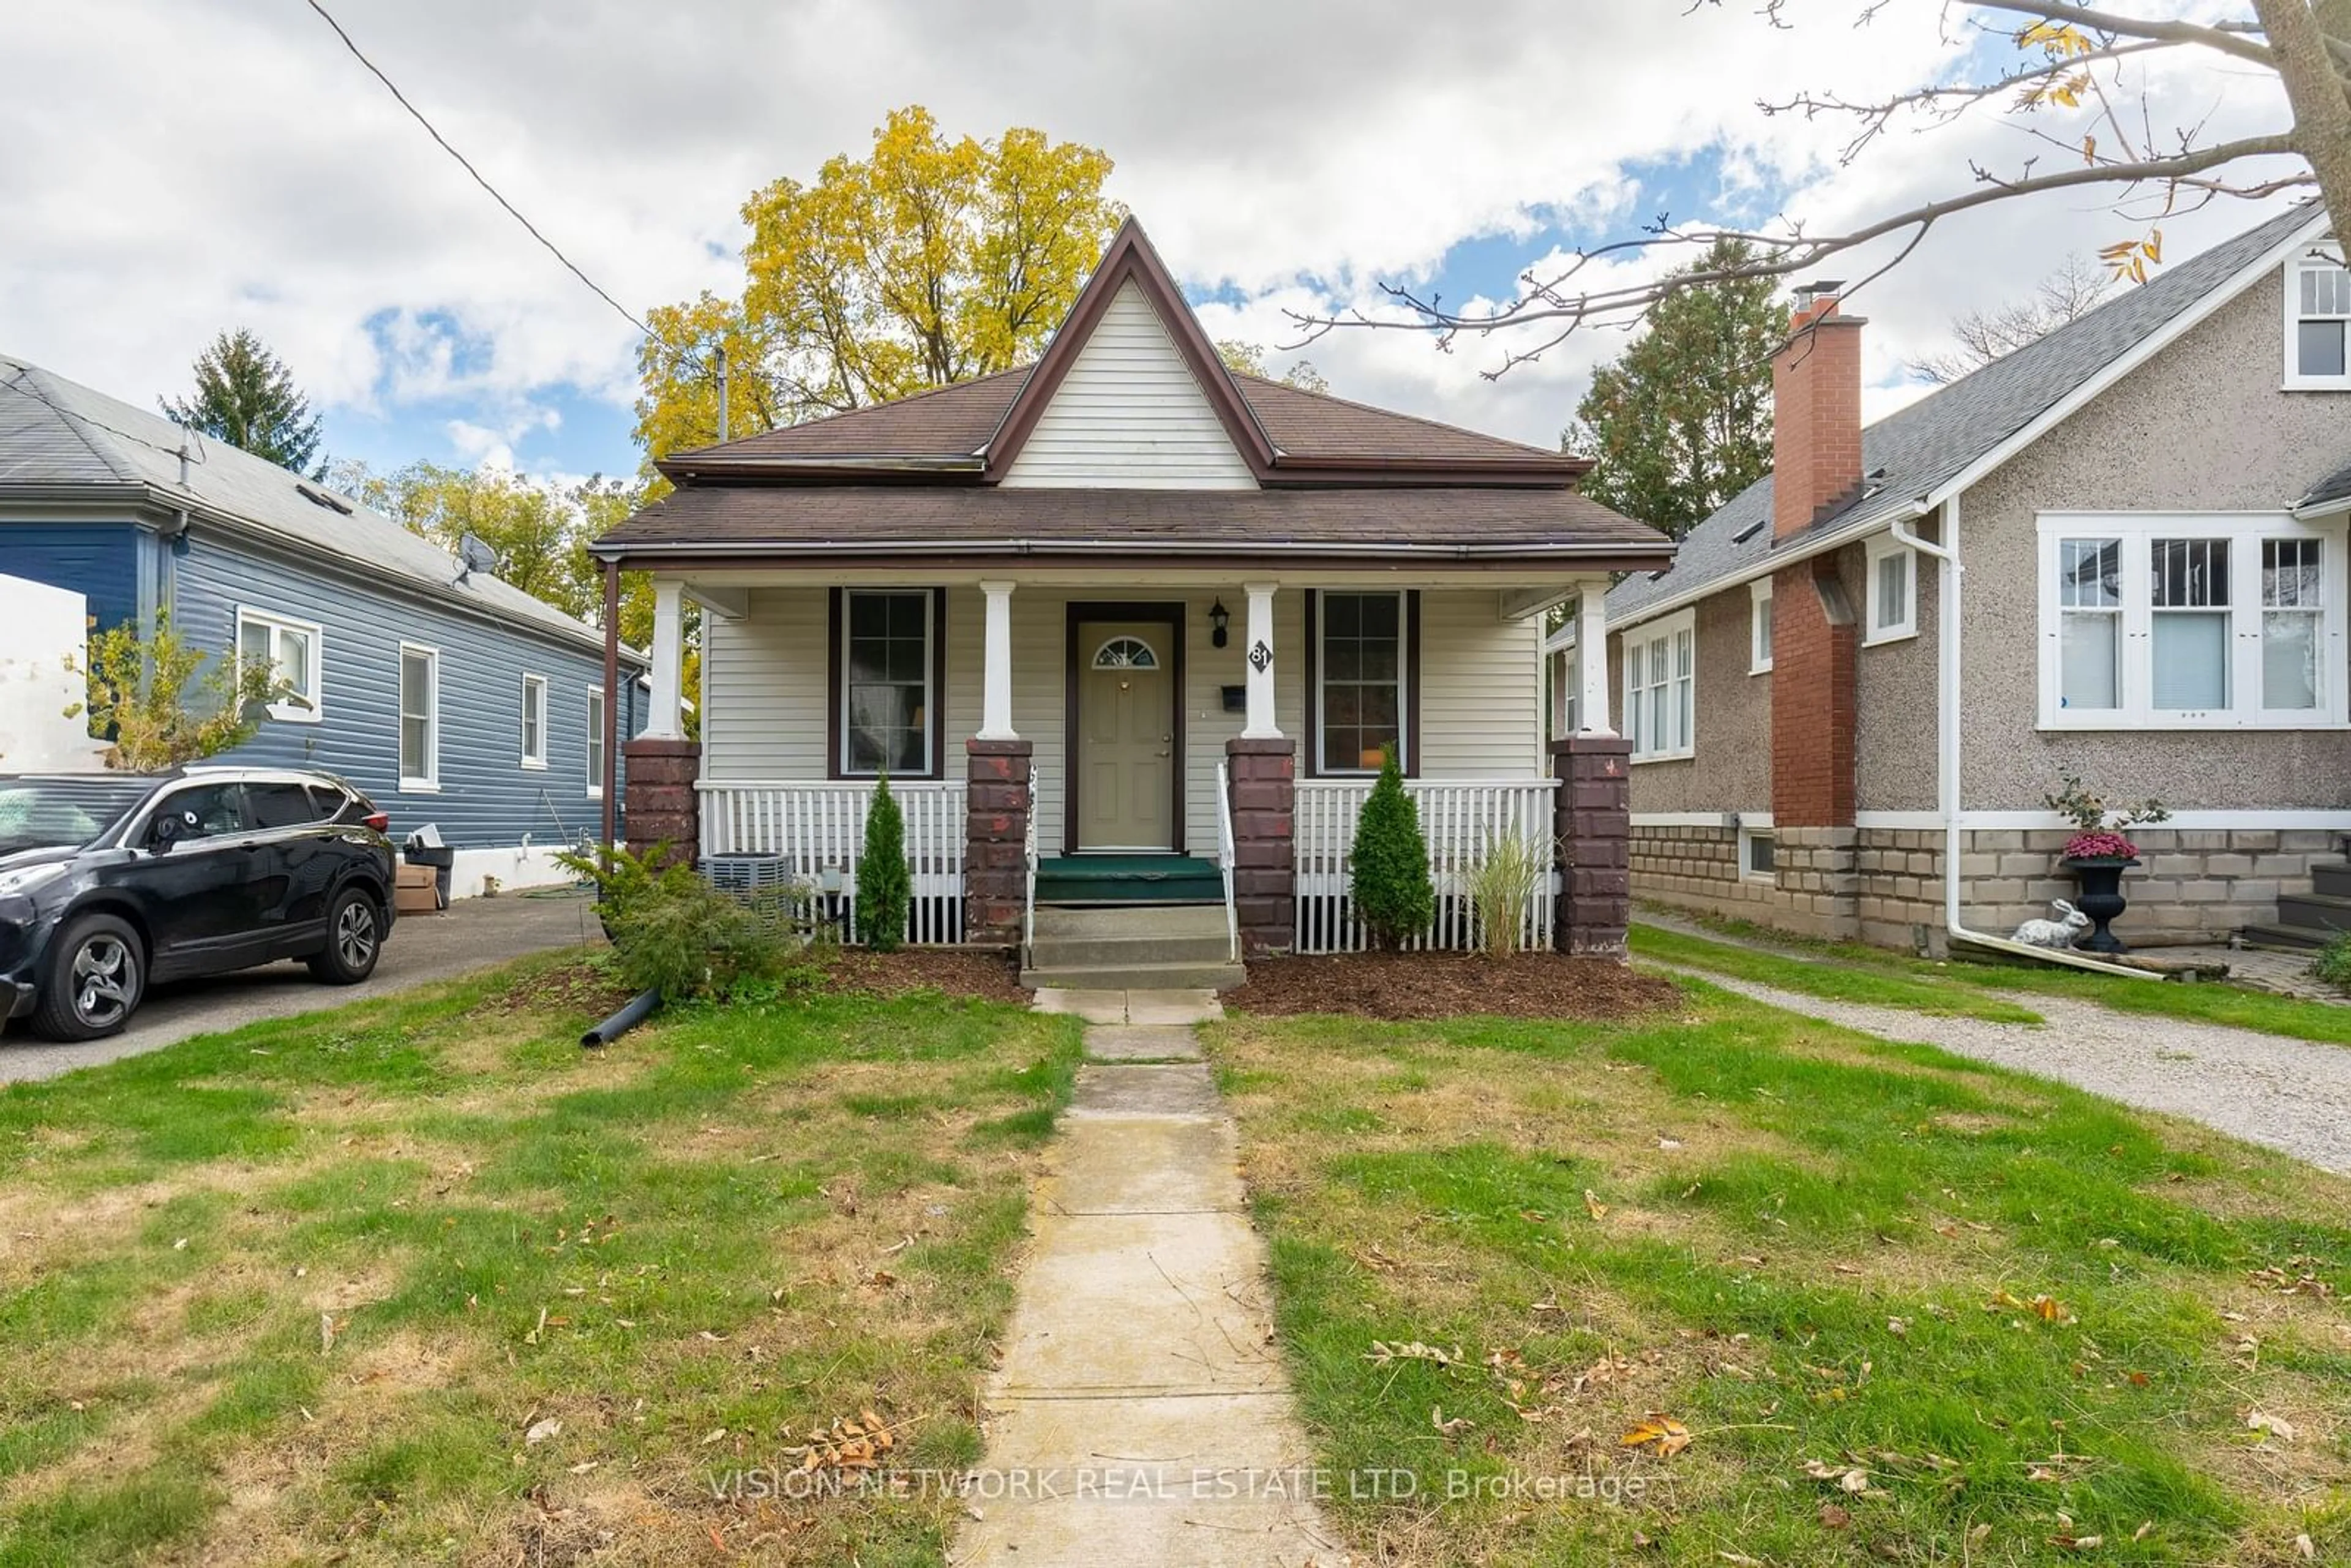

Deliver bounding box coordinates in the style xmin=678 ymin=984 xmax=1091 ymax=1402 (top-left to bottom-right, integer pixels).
xmin=965 ymin=738 xmax=1033 ymax=947
xmin=1551 ymin=735 xmax=1631 ymax=957
xmin=621 ymin=738 xmax=700 ymax=867
xmin=1226 ymin=737 xmax=1296 ymax=956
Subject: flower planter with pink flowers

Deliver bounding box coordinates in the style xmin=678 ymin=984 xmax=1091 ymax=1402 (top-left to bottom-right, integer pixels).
xmin=2044 ymin=773 xmax=2171 ymax=954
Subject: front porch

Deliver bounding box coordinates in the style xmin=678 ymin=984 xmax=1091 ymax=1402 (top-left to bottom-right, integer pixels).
xmin=621 ymin=571 xmax=1633 ymax=966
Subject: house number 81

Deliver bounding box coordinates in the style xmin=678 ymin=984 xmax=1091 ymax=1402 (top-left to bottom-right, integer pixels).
xmin=1248 ymin=640 xmax=1272 ymax=672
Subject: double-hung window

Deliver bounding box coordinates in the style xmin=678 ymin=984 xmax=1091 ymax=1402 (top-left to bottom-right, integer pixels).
xmin=398 ymin=644 xmax=440 ymax=789
xmin=839 ymin=590 xmax=935 ymax=776
xmin=1624 ymin=609 xmax=1695 ymax=761
xmin=2038 ymin=513 xmax=2347 ymax=728
xmin=1316 ymin=590 xmax=1407 ymax=773
xmin=586 ymin=687 xmax=607 ymax=799
xmin=234 ymin=607 xmax=322 ymax=721
xmin=1865 ymin=535 xmax=1917 ymax=644
xmin=520 ymin=675 xmax=548 ymax=768
xmin=1749 ymin=579 xmax=1774 ymax=673
xmin=2286 ymin=239 xmax=2351 ymax=389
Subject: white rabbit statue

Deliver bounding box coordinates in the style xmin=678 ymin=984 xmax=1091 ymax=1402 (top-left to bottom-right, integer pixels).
xmin=2011 ymin=899 xmax=2091 ymax=950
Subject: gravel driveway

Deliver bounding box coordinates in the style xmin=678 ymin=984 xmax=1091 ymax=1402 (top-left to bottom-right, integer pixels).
xmin=0 ymin=888 xmax=604 ymax=1084
xmin=1660 ymin=966 xmax=2351 ymax=1175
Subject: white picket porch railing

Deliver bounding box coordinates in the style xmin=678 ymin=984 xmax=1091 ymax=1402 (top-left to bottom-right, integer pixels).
xmin=1294 ymin=777 xmax=1561 ymax=953
xmin=696 ymin=779 xmax=967 ymax=945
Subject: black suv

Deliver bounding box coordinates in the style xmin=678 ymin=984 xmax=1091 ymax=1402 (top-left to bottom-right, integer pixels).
xmin=0 ymin=767 xmax=398 ymax=1041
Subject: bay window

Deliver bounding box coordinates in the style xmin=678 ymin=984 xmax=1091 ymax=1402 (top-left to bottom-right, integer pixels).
xmin=1624 ymin=609 xmax=1695 ymax=761
xmin=2038 ymin=513 xmax=2346 ymax=729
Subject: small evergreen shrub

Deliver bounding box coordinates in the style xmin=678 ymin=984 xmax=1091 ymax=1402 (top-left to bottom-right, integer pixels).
xmin=2312 ymin=931 xmax=2351 ymax=992
xmin=857 ymin=774 xmax=912 ymax=951
xmin=1349 ymin=746 xmax=1434 ymax=950
xmin=555 ymin=841 xmax=787 ymax=999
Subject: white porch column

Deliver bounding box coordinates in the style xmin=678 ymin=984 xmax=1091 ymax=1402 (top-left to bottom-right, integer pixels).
xmin=1577 ymin=582 xmax=1613 ymax=734
xmin=646 ymin=576 xmax=686 ymax=740
xmin=1242 ymin=580 xmax=1281 ymax=738
xmin=977 ymin=579 xmax=1018 ymax=740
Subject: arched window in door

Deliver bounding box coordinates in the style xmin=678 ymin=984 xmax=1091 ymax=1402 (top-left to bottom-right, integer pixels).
xmin=1092 ymin=636 xmax=1160 ymax=670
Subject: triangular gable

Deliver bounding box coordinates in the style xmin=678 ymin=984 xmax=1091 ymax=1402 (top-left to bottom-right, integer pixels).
xmin=989 ymin=219 xmax=1275 ymax=488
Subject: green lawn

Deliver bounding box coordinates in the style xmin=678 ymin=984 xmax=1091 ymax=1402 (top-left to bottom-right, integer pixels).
xmin=1210 ymin=977 xmax=2351 ymax=1566
xmin=0 ymin=956 xmax=1081 ymax=1567
xmin=1633 ymin=915 xmax=2351 ymax=1047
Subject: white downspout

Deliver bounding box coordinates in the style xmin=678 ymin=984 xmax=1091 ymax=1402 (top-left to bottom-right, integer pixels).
xmin=1892 ymin=501 xmax=2156 ymax=978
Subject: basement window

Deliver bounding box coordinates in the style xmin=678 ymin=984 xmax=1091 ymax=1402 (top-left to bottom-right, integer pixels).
xmin=1739 ymin=826 xmax=1776 ymax=881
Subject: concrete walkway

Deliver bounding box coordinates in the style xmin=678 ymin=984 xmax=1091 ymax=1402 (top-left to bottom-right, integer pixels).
xmin=959 ymin=989 xmax=1341 ymax=1566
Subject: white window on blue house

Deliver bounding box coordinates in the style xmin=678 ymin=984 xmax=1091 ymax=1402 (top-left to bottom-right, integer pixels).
xmin=399 ymin=644 xmax=440 ymax=790
xmin=587 ymin=686 xmax=607 ymax=799
xmin=520 ymin=675 xmax=548 ymax=769
xmin=235 ymin=607 xmax=322 ymax=722
xmin=2038 ymin=512 xmax=2348 ymax=728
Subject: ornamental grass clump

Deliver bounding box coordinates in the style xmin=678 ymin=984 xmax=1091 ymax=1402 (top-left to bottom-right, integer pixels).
xmin=856 ymin=774 xmax=912 ymax=952
xmin=1463 ymin=830 xmax=1551 ymax=956
xmin=1349 ymin=745 xmax=1434 ymax=950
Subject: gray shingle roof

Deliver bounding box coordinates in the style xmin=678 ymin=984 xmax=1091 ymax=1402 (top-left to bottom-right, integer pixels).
xmin=0 ymin=353 xmax=636 ymax=661
xmin=2300 ymin=455 xmax=2351 ymax=512
xmin=1609 ymin=201 xmax=2327 ymax=623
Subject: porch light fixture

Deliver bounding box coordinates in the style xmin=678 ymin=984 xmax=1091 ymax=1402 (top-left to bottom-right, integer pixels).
xmin=1209 ymin=598 xmax=1229 ymax=648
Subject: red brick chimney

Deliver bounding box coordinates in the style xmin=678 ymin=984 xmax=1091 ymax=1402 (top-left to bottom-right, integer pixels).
xmin=1769 ymin=283 xmax=1864 ymax=829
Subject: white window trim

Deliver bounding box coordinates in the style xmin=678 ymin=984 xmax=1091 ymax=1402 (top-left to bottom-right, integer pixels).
xmin=398 ymin=642 xmax=441 ymax=792
xmin=1624 ymin=607 xmax=1697 ymax=763
xmin=2283 ymin=238 xmax=2350 ymax=391
xmin=838 ymin=588 xmax=936 ymax=778
xmin=2035 ymin=510 xmax=2350 ymax=731
xmin=1864 ymin=534 xmax=1918 ymax=646
xmin=1314 ymin=589 xmax=1411 ymax=775
xmin=1748 ymin=578 xmax=1774 ymax=674
xmin=1738 ymin=824 xmax=1777 ymax=882
xmin=233 ymin=606 xmax=324 ymax=724
xmin=586 ymin=685 xmax=607 ymax=800
xmin=519 ymin=673 xmax=549 ymax=769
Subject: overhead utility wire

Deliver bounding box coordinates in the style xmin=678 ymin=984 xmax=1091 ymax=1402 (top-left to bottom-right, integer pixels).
xmin=301 ymin=0 xmax=656 ymax=340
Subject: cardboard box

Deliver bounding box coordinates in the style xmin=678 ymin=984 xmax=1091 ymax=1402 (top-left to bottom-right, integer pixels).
xmin=394 ymin=862 xmax=443 ymax=915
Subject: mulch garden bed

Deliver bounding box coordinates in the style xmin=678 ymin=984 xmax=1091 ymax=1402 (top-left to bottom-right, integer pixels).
xmin=1226 ymin=950 xmax=1682 ymax=1022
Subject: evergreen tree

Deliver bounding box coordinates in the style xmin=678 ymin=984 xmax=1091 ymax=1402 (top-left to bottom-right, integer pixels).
xmin=856 ymin=775 xmax=911 ymax=951
xmin=1563 ymin=238 xmax=1779 ymax=538
xmin=162 ymin=329 xmax=326 ymax=477
xmin=1349 ymin=746 xmax=1434 ymax=950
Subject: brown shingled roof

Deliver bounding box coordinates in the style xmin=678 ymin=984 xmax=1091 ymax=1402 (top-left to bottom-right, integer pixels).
xmin=596 ymin=483 xmax=1667 ymax=567
xmin=665 ymin=364 xmax=1576 ymax=473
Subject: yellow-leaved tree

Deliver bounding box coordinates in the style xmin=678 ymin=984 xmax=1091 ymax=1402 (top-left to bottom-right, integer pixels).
xmin=633 ymin=107 xmax=1123 ymax=497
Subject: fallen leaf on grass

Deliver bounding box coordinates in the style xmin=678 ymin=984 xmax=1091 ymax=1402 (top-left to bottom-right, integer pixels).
xmin=2296 ymin=1534 xmax=2316 ymax=1559
xmin=1819 ymin=1501 xmax=1852 ymax=1529
xmin=1431 ymin=1405 xmax=1474 ymax=1437
xmin=2246 ymin=1409 xmax=2296 ymax=1442
xmin=524 ymin=1417 xmax=561 ymax=1447
xmin=1365 ymin=1340 xmax=1463 ymax=1369
xmin=1802 ymin=1458 xmax=1870 ymax=1493
xmin=2050 ymin=1534 xmax=2103 ymax=1551
xmin=1621 ymin=1415 xmax=1691 ymax=1457
xmin=1583 ymin=1190 xmax=1610 ymax=1221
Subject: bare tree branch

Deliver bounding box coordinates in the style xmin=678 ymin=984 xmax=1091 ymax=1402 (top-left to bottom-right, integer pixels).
xmin=1967 ymin=1 xmax=2275 ymax=66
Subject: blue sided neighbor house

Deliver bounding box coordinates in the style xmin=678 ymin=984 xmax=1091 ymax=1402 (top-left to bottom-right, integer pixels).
xmin=0 ymin=351 xmax=649 ymax=896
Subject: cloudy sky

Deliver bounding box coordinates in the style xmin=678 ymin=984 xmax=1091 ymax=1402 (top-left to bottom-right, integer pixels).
xmin=0 ymin=1 xmax=2307 ymax=489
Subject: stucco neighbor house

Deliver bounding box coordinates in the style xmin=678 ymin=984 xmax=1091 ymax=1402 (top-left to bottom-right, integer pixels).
xmin=589 ymin=219 xmax=1675 ymax=978
xmin=1588 ymin=200 xmax=2351 ymax=953
xmin=0 ymin=353 xmax=649 ymax=897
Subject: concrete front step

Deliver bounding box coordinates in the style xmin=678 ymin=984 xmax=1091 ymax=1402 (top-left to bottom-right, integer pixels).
xmin=2276 ymin=892 xmax=2351 ymax=934
xmin=2242 ymin=921 xmax=2337 ymax=952
xmin=1026 ymin=904 xmax=1237 ymax=977
xmin=1021 ymin=961 xmax=1248 ymax=991
xmin=2310 ymin=861 xmax=2351 ymax=899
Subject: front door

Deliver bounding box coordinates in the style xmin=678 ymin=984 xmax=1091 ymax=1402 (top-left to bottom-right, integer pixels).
xmin=1074 ymin=618 xmax=1176 ymax=852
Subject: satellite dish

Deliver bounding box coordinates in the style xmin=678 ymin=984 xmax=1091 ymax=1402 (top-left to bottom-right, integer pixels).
xmin=454 ymin=532 xmax=501 ymax=583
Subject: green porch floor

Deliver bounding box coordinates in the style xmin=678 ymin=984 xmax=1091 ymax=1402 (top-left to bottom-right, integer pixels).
xmin=1033 ymin=854 xmax=1224 ymax=904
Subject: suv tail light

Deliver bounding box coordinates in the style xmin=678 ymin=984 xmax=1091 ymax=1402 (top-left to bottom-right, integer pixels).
xmin=362 ymin=810 xmax=391 ymax=833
